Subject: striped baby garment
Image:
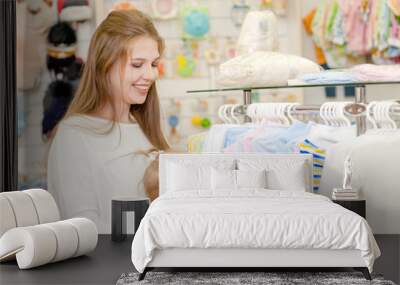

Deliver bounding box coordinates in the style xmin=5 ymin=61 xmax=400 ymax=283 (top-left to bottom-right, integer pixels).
xmin=298 ymin=139 xmax=326 ymax=193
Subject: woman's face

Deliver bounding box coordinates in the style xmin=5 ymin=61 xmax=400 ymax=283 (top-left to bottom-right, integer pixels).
xmin=109 ymin=35 xmax=160 ymax=107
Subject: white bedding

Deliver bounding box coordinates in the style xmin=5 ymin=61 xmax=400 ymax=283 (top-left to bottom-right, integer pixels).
xmin=131 ymin=190 xmax=380 ymax=273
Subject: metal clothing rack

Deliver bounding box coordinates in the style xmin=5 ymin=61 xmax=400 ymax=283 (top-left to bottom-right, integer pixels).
xmin=187 ymin=81 xmax=400 ymax=136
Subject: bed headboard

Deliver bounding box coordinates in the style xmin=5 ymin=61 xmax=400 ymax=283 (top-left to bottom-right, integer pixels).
xmin=159 ymin=153 xmax=313 ymax=195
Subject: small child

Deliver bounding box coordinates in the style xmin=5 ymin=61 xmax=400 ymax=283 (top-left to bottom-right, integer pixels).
xmin=143 ymin=154 xmax=160 ymax=202
xmin=142 ymin=149 xmax=180 ymax=202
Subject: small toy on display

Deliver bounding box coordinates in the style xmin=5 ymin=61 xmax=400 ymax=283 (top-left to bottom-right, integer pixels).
xmin=112 ymin=1 xmax=136 ymax=11
xmin=157 ymin=59 xmax=166 ymax=78
xmin=168 ymin=115 xmax=181 ymax=145
xmin=236 ymin=10 xmax=279 ymax=55
xmin=190 ymin=99 xmax=211 ymax=129
xmin=191 ymin=115 xmax=202 ymax=127
xmin=175 ymin=39 xmax=197 ymax=77
xmin=200 ymin=117 xmax=212 ymax=128
xmin=151 ymin=0 xmax=178 ymax=20
xmin=260 ymin=0 xmax=273 ymax=10
xmin=190 ymin=40 xmax=200 ymax=60
xmin=224 ymin=37 xmax=237 ymax=60
xmin=176 ymin=54 xmax=195 ymax=77
xmin=260 ymin=0 xmax=288 ymax=16
xmin=166 ymin=100 xmax=182 ymax=146
xmin=231 ymin=0 xmax=250 ymax=27
xmin=205 ymin=38 xmax=221 ymax=85
xmin=191 ymin=115 xmax=211 ymax=129
xmin=204 ymin=37 xmax=221 ymax=66
xmin=181 ymin=3 xmax=210 ymax=39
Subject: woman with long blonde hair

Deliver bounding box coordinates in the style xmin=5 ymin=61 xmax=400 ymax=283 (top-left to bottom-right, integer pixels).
xmin=47 ymin=9 xmax=169 ymax=233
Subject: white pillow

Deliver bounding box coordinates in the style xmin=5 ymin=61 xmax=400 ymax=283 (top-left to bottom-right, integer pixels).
xmin=211 ymin=168 xmax=236 ymax=190
xmin=236 ymin=169 xmax=268 ymax=189
xmin=266 ymin=165 xmax=307 ymax=191
xmin=167 ymin=162 xmax=211 ymax=191
xmin=237 ymin=158 xmax=309 ymax=192
xmin=211 ymin=168 xmax=268 ymax=191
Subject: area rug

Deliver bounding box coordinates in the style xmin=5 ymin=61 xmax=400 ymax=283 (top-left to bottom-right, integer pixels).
xmin=116 ymin=271 xmax=396 ymax=285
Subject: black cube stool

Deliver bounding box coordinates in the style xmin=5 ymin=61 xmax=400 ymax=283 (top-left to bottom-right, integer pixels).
xmin=111 ymin=197 xmax=149 ymax=242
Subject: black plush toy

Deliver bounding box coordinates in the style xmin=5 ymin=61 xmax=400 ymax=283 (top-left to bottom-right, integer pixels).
xmin=42 ymin=22 xmax=82 ymax=140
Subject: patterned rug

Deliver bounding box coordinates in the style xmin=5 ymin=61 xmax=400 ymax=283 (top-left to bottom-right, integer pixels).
xmin=116 ymin=271 xmax=396 ymax=285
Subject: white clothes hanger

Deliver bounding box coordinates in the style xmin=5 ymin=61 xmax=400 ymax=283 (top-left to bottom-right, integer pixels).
xmin=286 ymin=103 xmax=300 ymax=124
xmin=218 ymin=105 xmax=226 ymax=123
xmin=320 ymin=102 xmax=330 ymax=126
xmin=381 ymin=101 xmax=398 ymax=129
xmin=230 ymin=104 xmax=241 ymax=124
xmin=366 ymin=101 xmax=378 ymax=130
xmin=223 ymin=104 xmax=234 ymax=124
xmin=338 ymin=102 xmax=352 ymax=127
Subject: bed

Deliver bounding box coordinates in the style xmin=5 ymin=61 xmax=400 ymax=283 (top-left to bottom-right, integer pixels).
xmin=131 ymin=154 xmax=380 ymax=281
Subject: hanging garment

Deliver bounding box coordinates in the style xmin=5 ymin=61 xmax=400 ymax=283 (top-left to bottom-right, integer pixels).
xmin=223 ymin=127 xmax=254 ymax=148
xmin=305 ymin=124 xmax=357 ymax=150
xmin=224 ymin=124 xmax=288 ymax=153
xmin=298 ymin=139 xmax=327 ymax=193
xmin=251 ymin=122 xmax=314 ymax=153
xmin=203 ymin=124 xmax=236 ymax=152
xmin=337 ymin=0 xmax=372 ymax=56
xmin=303 ymin=8 xmax=327 ymax=65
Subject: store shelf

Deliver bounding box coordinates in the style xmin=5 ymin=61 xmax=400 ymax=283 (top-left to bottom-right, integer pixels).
xmin=186 ymin=81 xmax=400 ymax=93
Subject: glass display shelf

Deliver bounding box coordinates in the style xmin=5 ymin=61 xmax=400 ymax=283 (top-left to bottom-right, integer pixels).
xmin=187 ymin=80 xmax=400 ymax=136
xmin=186 ymin=81 xmax=400 ymax=93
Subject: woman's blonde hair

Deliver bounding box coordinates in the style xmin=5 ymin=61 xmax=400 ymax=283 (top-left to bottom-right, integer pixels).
xmin=64 ymin=9 xmax=169 ymax=150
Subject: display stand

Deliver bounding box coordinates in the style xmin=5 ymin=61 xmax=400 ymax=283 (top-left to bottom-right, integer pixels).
xmin=187 ymin=81 xmax=400 ymax=136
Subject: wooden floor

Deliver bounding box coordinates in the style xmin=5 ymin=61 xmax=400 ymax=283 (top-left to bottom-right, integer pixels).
xmin=0 ymin=235 xmax=398 ymax=285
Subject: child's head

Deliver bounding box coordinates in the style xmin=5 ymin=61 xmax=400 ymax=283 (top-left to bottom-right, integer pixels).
xmin=143 ymin=155 xmax=159 ymax=202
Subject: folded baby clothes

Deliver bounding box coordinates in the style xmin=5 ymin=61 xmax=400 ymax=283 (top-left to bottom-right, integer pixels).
xmin=351 ymin=64 xmax=400 ymax=81
xmin=299 ymin=70 xmax=357 ymax=84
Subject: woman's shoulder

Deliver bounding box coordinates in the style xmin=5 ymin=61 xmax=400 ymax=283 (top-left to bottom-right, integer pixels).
xmin=60 ymin=114 xmax=106 ymax=128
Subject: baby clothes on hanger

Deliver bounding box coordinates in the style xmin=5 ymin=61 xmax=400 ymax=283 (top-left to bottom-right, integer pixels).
xmin=298 ymin=139 xmax=327 ymax=193
xmin=305 ymin=124 xmax=357 ymax=150
xmin=308 ymin=0 xmax=400 ymax=65
xmin=223 ymin=126 xmax=254 ymax=148
xmin=250 ymin=122 xmax=314 ymax=153
xmin=203 ymin=124 xmax=248 ymax=152
xmin=223 ymin=124 xmax=288 ymax=153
